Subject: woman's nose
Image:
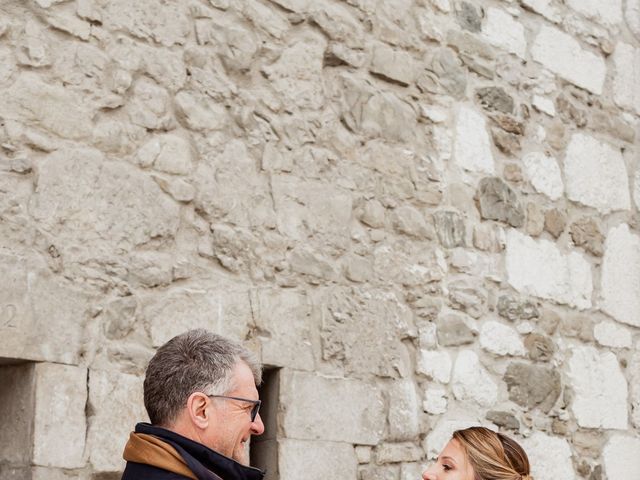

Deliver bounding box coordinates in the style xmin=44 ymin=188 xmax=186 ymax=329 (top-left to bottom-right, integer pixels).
xmin=422 ymin=464 xmax=437 ymax=480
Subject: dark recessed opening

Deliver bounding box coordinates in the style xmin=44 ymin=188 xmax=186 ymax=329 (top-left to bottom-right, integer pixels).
xmin=250 ymin=366 xmax=280 ymax=480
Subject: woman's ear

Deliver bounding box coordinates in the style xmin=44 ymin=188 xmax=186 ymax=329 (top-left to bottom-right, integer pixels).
xmin=186 ymin=392 xmax=210 ymax=429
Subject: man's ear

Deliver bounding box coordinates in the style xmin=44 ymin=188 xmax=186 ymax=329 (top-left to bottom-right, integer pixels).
xmin=186 ymin=392 xmax=210 ymax=429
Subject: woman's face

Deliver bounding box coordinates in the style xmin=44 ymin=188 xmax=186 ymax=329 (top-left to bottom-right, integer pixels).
xmin=422 ymin=438 xmax=475 ymax=480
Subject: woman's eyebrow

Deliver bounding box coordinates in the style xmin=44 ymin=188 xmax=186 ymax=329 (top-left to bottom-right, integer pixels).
xmin=441 ymin=456 xmax=457 ymax=465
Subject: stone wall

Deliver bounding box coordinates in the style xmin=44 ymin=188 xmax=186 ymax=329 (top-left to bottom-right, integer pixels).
xmin=0 ymin=0 xmax=639 ymax=479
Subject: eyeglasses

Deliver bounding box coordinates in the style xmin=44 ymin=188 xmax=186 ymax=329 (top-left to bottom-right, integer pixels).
xmin=208 ymin=395 xmax=261 ymax=422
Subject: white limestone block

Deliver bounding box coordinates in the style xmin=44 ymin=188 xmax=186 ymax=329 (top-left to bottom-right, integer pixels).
xmin=280 ymin=371 xmax=385 ymax=445
xmin=603 ymin=435 xmax=640 ymax=480
xmin=531 ymin=95 xmax=556 ymax=116
xmin=566 ymin=0 xmax=622 ymax=25
xmin=453 ymin=105 xmax=495 ymax=175
xmin=482 ymin=8 xmax=527 ymax=59
xmin=567 ymin=346 xmax=628 ymax=429
xmin=613 ymin=42 xmax=640 ymax=115
xmin=388 ymin=380 xmax=421 ymax=440
xmin=594 ymin=322 xmax=632 ymax=348
xmin=628 ymin=0 xmax=640 ymax=40
xmin=600 ymin=224 xmax=640 ymax=327
xmin=564 ymin=133 xmax=630 ymax=214
xmin=279 ymin=439 xmax=357 ymax=480
xmin=87 ymin=370 xmax=147 ymax=472
xmin=522 ymin=432 xmax=575 ymax=480
xmin=418 ymin=349 xmax=453 ymax=383
xmin=479 ymin=321 xmax=526 ymax=356
xmin=506 ymin=229 xmax=593 ymax=309
xmin=32 ymin=364 xmax=87 ymax=469
xmin=531 ymin=25 xmax=606 ymax=95
xmin=423 ymin=386 xmax=448 ymax=415
xmin=451 ymin=350 xmax=498 ymax=407
xmin=635 ymin=167 xmax=640 ymax=210
xmin=522 ymin=152 xmax=563 ymax=200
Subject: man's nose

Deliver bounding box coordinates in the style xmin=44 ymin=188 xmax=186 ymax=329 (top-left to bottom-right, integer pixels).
xmin=251 ymin=412 xmax=265 ymax=435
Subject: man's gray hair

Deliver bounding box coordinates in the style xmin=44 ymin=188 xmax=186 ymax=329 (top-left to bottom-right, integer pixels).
xmin=143 ymin=329 xmax=262 ymax=426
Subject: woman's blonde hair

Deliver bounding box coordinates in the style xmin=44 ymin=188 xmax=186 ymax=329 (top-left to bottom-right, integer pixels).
xmin=452 ymin=427 xmax=532 ymax=480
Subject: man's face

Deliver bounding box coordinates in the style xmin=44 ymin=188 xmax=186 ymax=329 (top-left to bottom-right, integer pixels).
xmin=206 ymin=361 xmax=264 ymax=464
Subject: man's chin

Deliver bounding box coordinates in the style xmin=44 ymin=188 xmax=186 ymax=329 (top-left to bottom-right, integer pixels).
xmin=232 ymin=445 xmax=250 ymax=465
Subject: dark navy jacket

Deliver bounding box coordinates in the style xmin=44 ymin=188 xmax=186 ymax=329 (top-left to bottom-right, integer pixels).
xmin=121 ymin=423 xmax=265 ymax=480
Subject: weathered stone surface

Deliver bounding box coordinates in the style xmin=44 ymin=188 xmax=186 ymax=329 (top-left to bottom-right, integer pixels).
xmin=612 ymin=43 xmax=640 ymax=115
xmin=567 ymin=0 xmax=622 ymax=25
xmin=456 ymin=2 xmax=481 ymax=32
xmin=520 ymin=0 xmax=562 ymax=22
xmin=87 ymin=370 xmax=147 ymax=472
xmin=486 ymin=411 xmax=519 ymax=430
xmin=436 ymin=313 xmax=476 ymax=346
xmin=137 ymin=134 xmax=194 ymax=174
xmin=531 ymin=25 xmax=606 ymax=95
xmin=480 ymin=321 xmax=526 ymax=357
xmin=564 ymin=134 xmax=630 ymax=214
xmin=448 ymin=280 xmax=487 ymax=318
xmin=600 ymin=224 xmax=640 ymax=327
xmin=423 ymin=386 xmax=448 ymax=415
xmin=453 ymin=106 xmax=494 ymax=174
xmin=32 ymin=364 xmax=87 ymax=469
xmin=481 ymin=8 xmax=527 ymax=59
xmin=419 ymin=48 xmax=467 ymax=99
xmin=569 ymin=218 xmax=604 ymax=256
xmin=16 ymin=20 xmax=52 ymax=68
xmin=631 ymin=350 xmax=640 ymax=428
xmin=251 ymin=289 xmax=315 ymax=370
xmin=280 ymin=371 xmax=385 ymax=445
xmin=359 ymin=464 xmax=399 ymax=480
xmin=559 ymin=315 xmax=594 ymax=342
xmin=391 ymin=205 xmax=434 ymax=239
xmin=475 ymin=87 xmax=514 ymax=114
xmin=262 ymin=34 xmax=326 ymax=109
xmin=522 ymin=432 xmax=575 ymax=480
xmin=506 ymin=229 xmax=593 ymax=309
xmin=567 ymin=346 xmax=628 ymax=429
xmin=310 ymin=3 xmax=364 ymax=48
xmin=525 ymin=203 xmax=545 ymax=237
xmin=544 ymin=208 xmax=566 ymax=238
xmin=452 ymin=350 xmax=498 ymax=407
xmin=476 ymin=177 xmax=524 ymax=228
xmin=0 ymin=73 xmax=93 ymax=139
xmin=31 ymin=148 xmax=180 ymax=254
xmin=433 ymin=211 xmax=465 ymax=248
xmin=628 ymin=0 xmax=640 ymax=40
xmin=279 ymin=439 xmax=357 ymax=480
xmin=388 ymin=380 xmax=420 ymax=440
xmin=504 ymin=363 xmax=561 ymax=412
xmin=376 ymin=443 xmax=423 ymax=464
xmin=497 ymin=295 xmax=539 ymax=322
xmin=175 ymin=90 xmax=227 ymax=131
xmin=317 ymin=287 xmax=414 ymax=378
xmin=593 ymin=322 xmax=632 ymax=349
xmin=523 ymin=152 xmax=563 ymax=200
xmin=603 ymin=435 xmax=640 ymax=480
xmin=418 ymin=349 xmax=452 ymax=383
xmin=0 ymin=254 xmax=90 ymax=364
xmin=524 ymin=334 xmax=555 ymax=362
xmin=87 ymin=0 xmax=191 ymax=46
xmin=340 ymin=75 xmax=417 ymax=143
xmin=370 ymin=43 xmax=417 ymax=86
xmin=145 ymin=287 xmax=252 ymax=348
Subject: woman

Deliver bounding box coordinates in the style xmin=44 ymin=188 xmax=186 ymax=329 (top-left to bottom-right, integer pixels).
xmin=422 ymin=426 xmax=532 ymax=480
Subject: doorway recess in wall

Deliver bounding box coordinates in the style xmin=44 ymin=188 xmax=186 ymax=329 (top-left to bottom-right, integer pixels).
xmin=250 ymin=366 xmax=280 ymax=480
xmin=0 ymin=358 xmax=35 ymax=479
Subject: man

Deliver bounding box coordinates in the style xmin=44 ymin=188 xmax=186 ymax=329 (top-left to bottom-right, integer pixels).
xmin=121 ymin=329 xmax=265 ymax=480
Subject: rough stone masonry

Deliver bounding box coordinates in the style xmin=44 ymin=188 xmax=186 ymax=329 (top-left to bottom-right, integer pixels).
xmin=0 ymin=0 xmax=639 ymax=479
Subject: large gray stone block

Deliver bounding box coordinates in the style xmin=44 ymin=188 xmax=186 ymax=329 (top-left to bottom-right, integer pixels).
xmin=278 ymin=439 xmax=357 ymax=480
xmin=280 ymin=371 xmax=384 ymax=445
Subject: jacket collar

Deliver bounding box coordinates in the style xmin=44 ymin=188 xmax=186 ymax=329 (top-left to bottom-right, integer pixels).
xmin=135 ymin=423 xmax=265 ymax=480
